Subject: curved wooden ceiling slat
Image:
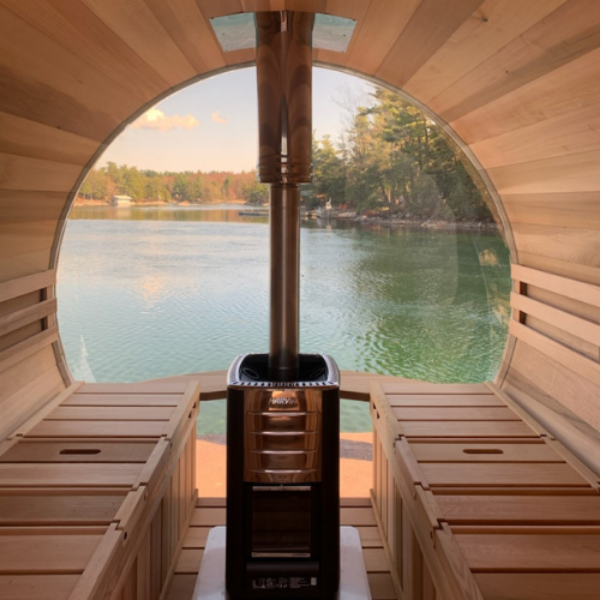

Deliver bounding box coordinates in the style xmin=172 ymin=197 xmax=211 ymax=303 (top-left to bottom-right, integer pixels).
xmin=429 ymin=1 xmax=600 ymax=123
xmin=0 ymin=65 xmax=119 ymax=142
xmin=142 ymin=0 xmax=226 ymax=73
xmin=375 ymin=0 xmax=486 ymax=87
xmin=0 ymin=153 xmax=82 ymax=193
xmin=0 ymin=5 xmax=144 ymax=123
xmin=0 ymin=111 xmax=99 ymax=167
xmin=450 ymin=46 xmax=600 ymax=145
xmin=502 ymin=193 xmax=600 ymax=232
xmin=0 ymin=0 xmax=172 ymax=103
xmin=402 ymin=0 xmax=568 ymax=104
xmin=80 ymin=0 xmax=198 ymax=87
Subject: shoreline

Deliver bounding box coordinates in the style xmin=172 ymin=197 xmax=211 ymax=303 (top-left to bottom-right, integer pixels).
xmin=72 ymin=199 xmax=498 ymax=231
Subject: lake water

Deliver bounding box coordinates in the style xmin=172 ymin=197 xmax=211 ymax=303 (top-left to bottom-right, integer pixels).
xmin=58 ymin=204 xmax=511 ymax=432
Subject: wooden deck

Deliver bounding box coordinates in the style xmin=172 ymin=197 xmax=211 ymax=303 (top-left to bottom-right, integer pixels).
xmin=166 ymin=497 xmax=397 ymax=600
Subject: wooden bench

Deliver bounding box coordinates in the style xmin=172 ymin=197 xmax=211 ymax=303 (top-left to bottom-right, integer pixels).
xmin=0 ymin=380 xmax=200 ymax=600
xmin=370 ymin=380 xmax=600 ymax=600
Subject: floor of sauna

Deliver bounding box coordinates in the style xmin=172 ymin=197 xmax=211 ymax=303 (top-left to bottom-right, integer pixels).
xmin=166 ymin=432 xmax=396 ymax=600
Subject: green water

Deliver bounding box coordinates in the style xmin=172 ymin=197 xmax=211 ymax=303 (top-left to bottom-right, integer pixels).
xmin=58 ymin=204 xmax=511 ymax=432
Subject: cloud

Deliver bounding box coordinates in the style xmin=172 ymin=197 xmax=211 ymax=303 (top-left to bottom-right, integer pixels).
xmin=130 ymin=108 xmax=199 ymax=131
xmin=211 ymin=111 xmax=229 ymax=124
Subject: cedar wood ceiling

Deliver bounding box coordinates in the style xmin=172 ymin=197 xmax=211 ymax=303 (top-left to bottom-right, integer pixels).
xmin=0 ymin=1 xmax=599 ymax=455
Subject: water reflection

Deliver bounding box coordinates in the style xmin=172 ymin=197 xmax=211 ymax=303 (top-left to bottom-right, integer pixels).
xmin=59 ymin=205 xmax=510 ymax=431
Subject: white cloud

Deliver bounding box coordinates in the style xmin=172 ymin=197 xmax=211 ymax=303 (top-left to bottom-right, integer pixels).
xmin=211 ymin=111 xmax=229 ymax=124
xmin=130 ymin=108 xmax=199 ymax=131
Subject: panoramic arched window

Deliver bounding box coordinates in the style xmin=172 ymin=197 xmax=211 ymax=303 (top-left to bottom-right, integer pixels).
xmin=58 ymin=68 xmax=510 ymax=444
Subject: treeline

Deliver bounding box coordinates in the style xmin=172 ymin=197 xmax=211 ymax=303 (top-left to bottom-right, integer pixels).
xmin=79 ymin=163 xmax=268 ymax=204
xmin=304 ymin=88 xmax=494 ymax=222
xmin=81 ymin=88 xmax=494 ymax=221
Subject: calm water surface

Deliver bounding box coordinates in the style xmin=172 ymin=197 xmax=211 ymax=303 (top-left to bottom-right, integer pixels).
xmin=58 ymin=204 xmax=511 ymax=432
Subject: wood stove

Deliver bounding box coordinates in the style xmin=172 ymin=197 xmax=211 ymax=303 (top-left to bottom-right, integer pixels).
xmin=226 ymin=11 xmax=340 ymax=600
xmin=226 ymin=353 xmax=340 ymax=600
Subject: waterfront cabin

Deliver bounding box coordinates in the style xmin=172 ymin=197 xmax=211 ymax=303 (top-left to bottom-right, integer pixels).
xmin=0 ymin=2 xmax=599 ymax=599
xmin=111 ymin=195 xmax=133 ymax=207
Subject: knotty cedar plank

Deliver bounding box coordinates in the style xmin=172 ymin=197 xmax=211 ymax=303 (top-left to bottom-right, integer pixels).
xmin=410 ymin=441 xmax=560 ymax=463
xmin=435 ymin=495 xmax=600 ymax=525
xmin=0 ymin=441 xmax=156 ymax=463
xmin=387 ymin=394 xmax=503 ymax=407
xmin=457 ymin=533 xmax=600 ymax=571
xmin=0 ymin=493 xmax=126 ymax=525
xmin=393 ymin=406 xmax=519 ymax=421
xmin=0 ymin=533 xmax=102 ymax=572
xmin=421 ymin=463 xmax=590 ymax=487
xmin=46 ymin=406 xmax=174 ymax=421
xmin=475 ymin=573 xmax=600 ymax=600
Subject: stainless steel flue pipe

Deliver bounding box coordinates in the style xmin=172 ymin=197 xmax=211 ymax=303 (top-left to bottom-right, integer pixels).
xmin=256 ymin=11 xmax=313 ymax=381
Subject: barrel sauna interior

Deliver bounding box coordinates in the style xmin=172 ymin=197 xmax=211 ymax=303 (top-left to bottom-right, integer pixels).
xmin=1 ymin=1 xmax=599 ymax=599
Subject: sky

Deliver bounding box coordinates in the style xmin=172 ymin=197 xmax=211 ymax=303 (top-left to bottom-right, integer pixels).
xmin=97 ymin=67 xmax=374 ymax=173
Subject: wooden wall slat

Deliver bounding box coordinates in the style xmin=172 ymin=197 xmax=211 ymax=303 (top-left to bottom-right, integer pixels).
xmin=510 ymin=321 xmax=600 ymax=387
xmin=512 ymin=293 xmax=600 ymax=346
xmin=0 ymin=5 xmax=144 ymax=123
xmin=511 ymin=224 xmax=600 ymax=275
xmin=507 ymin=341 xmax=600 ymax=436
xmin=0 ymin=111 xmax=98 ymax=166
xmin=0 ymin=298 xmax=57 ymax=338
xmin=502 ymin=193 xmax=600 ymax=232
xmin=511 ymin=264 xmax=600 ymax=306
xmin=487 ymin=149 xmax=600 ymax=195
xmin=0 ymin=64 xmax=119 ymax=142
xmin=403 ymin=0 xmax=567 ymax=103
xmin=0 ymin=0 xmax=171 ymax=103
xmin=431 ymin=0 xmax=600 ymax=123
xmin=0 ymin=270 xmax=54 ymax=303
xmin=80 ymin=0 xmax=198 ymax=87
xmin=472 ymin=101 xmax=600 ymax=169
xmin=0 ymin=326 xmax=58 ymax=375
xmin=0 ymin=152 xmax=85 ymax=193
xmin=451 ymin=44 xmax=600 ymax=145
xmin=518 ymin=252 xmax=600 ymax=288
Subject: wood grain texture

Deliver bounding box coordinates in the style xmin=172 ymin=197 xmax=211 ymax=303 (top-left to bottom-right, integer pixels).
xmin=376 ymin=0 xmax=486 ymax=87
xmin=344 ymin=0 xmax=420 ymax=74
xmin=0 ymin=574 xmax=79 ymax=600
xmin=510 ymin=321 xmax=600 ymax=388
xmin=503 ymin=192 xmax=600 ymax=232
xmin=0 ymin=533 xmax=102 ymax=573
xmin=387 ymin=394 xmax=503 ymax=407
xmin=403 ymin=0 xmax=567 ymax=103
xmin=46 ymin=406 xmax=174 ymax=421
xmin=456 ymin=532 xmax=600 ymax=571
xmin=475 ymin=572 xmax=600 ymax=600
xmin=512 ymin=292 xmax=600 ymax=347
xmin=452 ymin=44 xmax=600 ymax=145
xmin=400 ymin=420 xmax=537 ymax=438
xmin=1 ymin=0 xmax=171 ymax=102
xmin=0 ymin=493 xmax=126 ymax=525
xmin=432 ymin=0 xmax=600 ymax=122
xmin=437 ymin=494 xmax=600 ymax=525
xmin=0 ymin=270 xmax=54 ymax=303
xmin=393 ymin=406 xmax=519 ymax=421
xmin=421 ymin=463 xmax=590 ymax=488
xmin=512 ymin=264 xmax=600 ymax=306
xmin=64 ymin=393 xmax=182 ymax=406
xmin=410 ymin=441 xmax=560 ymax=463
xmin=81 ymin=0 xmax=197 ymax=87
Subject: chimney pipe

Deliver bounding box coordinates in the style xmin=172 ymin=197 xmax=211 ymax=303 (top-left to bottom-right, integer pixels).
xmin=256 ymin=11 xmax=313 ymax=381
